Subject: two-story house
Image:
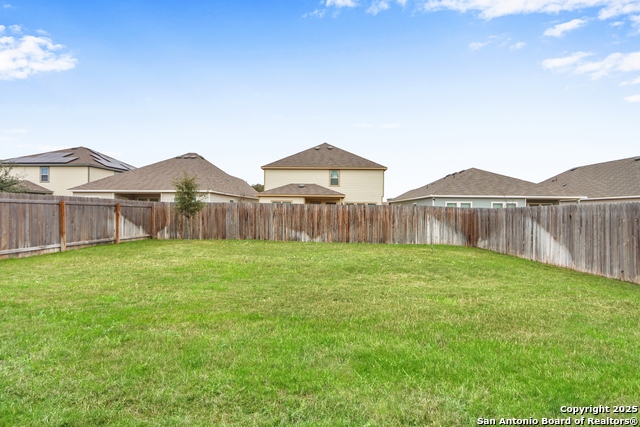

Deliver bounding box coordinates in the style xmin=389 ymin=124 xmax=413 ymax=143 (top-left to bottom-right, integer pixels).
xmin=3 ymin=147 xmax=135 ymax=196
xmin=259 ymin=143 xmax=386 ymax=205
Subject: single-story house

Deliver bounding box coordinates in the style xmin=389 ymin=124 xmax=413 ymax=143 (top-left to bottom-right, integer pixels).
xmin=3 ymin=147 xmax=135 ymax=196
xmin=71 ymin=153 xmax=258 ymax=202
xmin=390 ymin=168 xmax=581 ymax=207
xmin=17 ymin=180 xmax=54 ymax=195
xmin=260 ymin=142 xmax=386 ymax=205
xmin=258 ymin=183 xmax=345 ymax=204
xmin=537 ymin=155 xmax=640 ymax=204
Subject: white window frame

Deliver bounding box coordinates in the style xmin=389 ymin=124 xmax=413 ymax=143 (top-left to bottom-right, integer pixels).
xmin=329 ymin=170 xmax=339 ymax=187
xmin=492 ymin=201 xmax=518 ymax=208
xmin=445 ymin=201 xmax=473 ymax=208
xmin=40 ymin=166 xmax=49 ymax=183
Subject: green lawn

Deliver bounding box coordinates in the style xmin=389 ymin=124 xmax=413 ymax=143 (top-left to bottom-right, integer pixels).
xmin=1 ymin=240 xmax=639 ymax=426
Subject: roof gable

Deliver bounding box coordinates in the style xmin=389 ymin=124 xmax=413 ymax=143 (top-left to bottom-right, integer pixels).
xmin=71 ymin=153 xmax=257 ymax=199
xmin=262 ymin=143 xmax=386 ymax=170
xmin=3 ymin=147 xmax=135 ymax=172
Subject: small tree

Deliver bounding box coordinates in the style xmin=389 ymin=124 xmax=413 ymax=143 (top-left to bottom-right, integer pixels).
xmin=173 ymin=174 xmax=205 ymax=240
xmin=0 ymin=162 xmax=27 ymax=193
xmin=251 ymin=183 xmax=264 ymax=193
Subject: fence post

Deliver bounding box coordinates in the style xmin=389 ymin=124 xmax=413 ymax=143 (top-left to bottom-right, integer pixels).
xmin=59 ymin=200 xmax=66 ymax=252
xmin=115 ymin=203 xmax=121 ymax=244
xmin=150 ymin=204 xmax=155 ymax=239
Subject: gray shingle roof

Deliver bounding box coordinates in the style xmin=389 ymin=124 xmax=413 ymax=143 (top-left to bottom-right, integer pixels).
xmin=262 ymin=143 xmax=386 ymax=170
xmin=393 ymin=168 xmax=547 ymax=202
xmin=18 ymin=180 xmax=53 ymax=194
xmin=3 ymin=147 xmax=135 ymax=172
xmin=71 ymin=153 xmax=257 ymax=199
xmin=537 ymin=156 xmax=640 ymax=198
xmin=259 ymin=183 xmax=345 ymax=197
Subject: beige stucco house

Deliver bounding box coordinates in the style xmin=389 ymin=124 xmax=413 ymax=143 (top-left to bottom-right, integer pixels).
xmin=259 ymin=143 xmax=386 ymax=205
xmin=3 ymin=147 xmax=135 ymax=196
xmin=71 ymin=153 xmax=258 ymax=203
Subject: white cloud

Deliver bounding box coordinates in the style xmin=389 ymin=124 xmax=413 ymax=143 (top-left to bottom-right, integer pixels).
xmin=326 ymin=0 xmax=358 ymax=7
xmin=620 ymin=75 xmax=640 ymax=85
xmin=303 ymin=9 xmax=326 ymax=18
xmin=469 ymin=41 xmax=489 ymax=50
xmin=368 ymin=0 xmax=390 ymax=14
xmin=624 ymin=93 xmax=640 ymax=102
xmin=3 ymin=4 xmax=13 ymax=9
xmin=0 ymin=34 xmax=77 ymax=80
xmin=9 ymin=24 xmax=21 ymax=34
xmin=544 ymin=51 xmax=640 ymax=78
xmin=0 ymin=25 xmax=5 ymax=34
xmin=510 ymin=42 xmax=526 ymax=50
xmin=36 ymin=29 xmax=49 ymax=36
xmin=420 ymin=0 xmax=640 ymax=20
xmin=542 ymin=51 xmax=592 ymax=70
xmin=610 ymin=20 xmax=625 ymax=26
xmin=544 ymin=18 xmax=588 ymax=37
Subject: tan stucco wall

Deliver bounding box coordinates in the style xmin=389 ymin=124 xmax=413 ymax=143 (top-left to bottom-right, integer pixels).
xmin=264 ymin=169 xmax=384 ymax=204
xmin=14 ymin=166 xmax=118 ymax=196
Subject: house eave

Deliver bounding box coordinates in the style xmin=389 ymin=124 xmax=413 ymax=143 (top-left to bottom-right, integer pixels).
xmin=261 ymin=166 xmax=387 ymax=171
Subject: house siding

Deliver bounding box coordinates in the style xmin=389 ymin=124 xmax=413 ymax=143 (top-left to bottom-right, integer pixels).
xmin=258 ymin=196 xmax=306 ymax=204
xmin=264 ymin=169 xmax=384 ymax=204
xmin=15 ymin=166 xmax=118 ymax=196
xmin=391 ymin=197 xmax=527 ymax=208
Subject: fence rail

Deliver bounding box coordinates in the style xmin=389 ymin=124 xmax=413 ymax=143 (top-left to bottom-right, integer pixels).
xmin=1 ymin=192 xmax=638 ymax=284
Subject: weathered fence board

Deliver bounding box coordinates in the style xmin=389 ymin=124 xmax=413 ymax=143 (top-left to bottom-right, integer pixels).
xmin=0 ymin=192 xmax=638 ymax=284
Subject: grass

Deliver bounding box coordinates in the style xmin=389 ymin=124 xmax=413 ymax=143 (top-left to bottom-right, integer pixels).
xmin=0 ymin=240 xmax=639 ymax=426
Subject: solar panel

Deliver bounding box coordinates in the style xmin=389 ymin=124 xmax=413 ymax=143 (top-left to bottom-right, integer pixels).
xmin=5 ymin=152 xmax=77 ymax=164
xmin=90 ymin=151 xmax=134 ymax=171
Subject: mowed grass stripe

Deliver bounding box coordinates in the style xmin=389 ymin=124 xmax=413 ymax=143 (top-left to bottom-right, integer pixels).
xmin=1 ymin=240 xmax=638 ymax=426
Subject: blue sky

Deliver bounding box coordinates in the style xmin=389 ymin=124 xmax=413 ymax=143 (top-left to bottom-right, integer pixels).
xmin=1 ymin=0 xmax=639 ymax=199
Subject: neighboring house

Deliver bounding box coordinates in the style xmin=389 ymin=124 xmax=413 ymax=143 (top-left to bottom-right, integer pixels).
xmin=3 ymin=147 xmax=135 ymax=196
xmin=260 ymin=143 xmax=386 ymax=205
xmin=537 ymin=155 xmax=640 ymax=204
xmin=390 ymin=168 xmax=581 ymax=208
xmin=17 ymin=180 xmax=53 ymax=195
xmin=71 ymin=153 xmax=258 ymax=203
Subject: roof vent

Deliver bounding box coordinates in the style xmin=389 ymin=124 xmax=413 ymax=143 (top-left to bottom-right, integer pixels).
xmin=327 ymin=145 xmax=334 ymax=150
xmin=298 ymin=184 xmax=306 ymax=188
xmin=314 ymin=146 xmax=320 ymax=150
xmin=570 ymin=167 xmax=578 ymax=171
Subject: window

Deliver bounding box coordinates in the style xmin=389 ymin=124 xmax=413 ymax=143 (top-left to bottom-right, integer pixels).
xmin=40 ymin=167 xmax=49 ymax=183
xmin=330 ymin=170 xmax=339 ymax=186
xmin=272 ymin=201 xmax=292 ymax=204
xmin=492 ymin=202 xmax=518 ymax=208
xmin=137 ymin=197 xmax=159 ymax=202
xmin=446 ymin=201 xmax=472 ymax=208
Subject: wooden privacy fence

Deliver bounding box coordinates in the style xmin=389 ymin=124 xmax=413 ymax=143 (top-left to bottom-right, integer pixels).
xmin=0 ymin=193 xmax=153 ymax=257
xmin=1 ymin=192 xmax=639 ymax=284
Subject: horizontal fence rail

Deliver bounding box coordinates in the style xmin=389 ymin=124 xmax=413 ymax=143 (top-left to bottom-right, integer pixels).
xmin=1 ymin=192 xmax=638 ymax=284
